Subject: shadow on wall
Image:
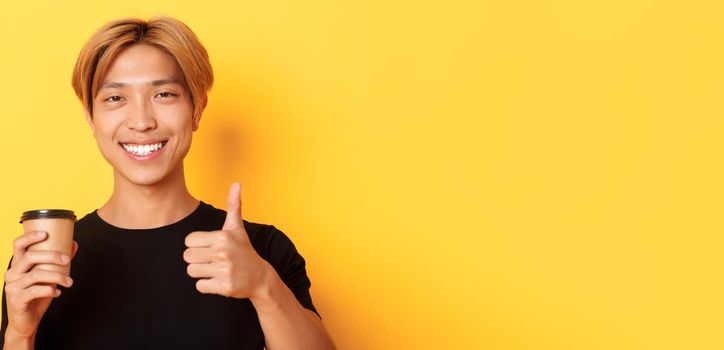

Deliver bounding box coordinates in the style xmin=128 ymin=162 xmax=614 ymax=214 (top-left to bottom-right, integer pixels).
xmin=187 ymin=104 xmax=252 ymax=205
xmin=186 ymin=64 xmax=298 ymax=210
xmin=184 ymin=79 xmax=368 ymax=349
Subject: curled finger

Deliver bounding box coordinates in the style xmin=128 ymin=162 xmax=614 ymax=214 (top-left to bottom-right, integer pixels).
xmin=16 ymin=285 xmax=60 ymax=305
xmin=12 ymin=250 xmax=70 ymax=276
xmin=11 ymin=231 xmax=48 ymax=265
xmin=12 ymin=269 xmax=72 ymax=291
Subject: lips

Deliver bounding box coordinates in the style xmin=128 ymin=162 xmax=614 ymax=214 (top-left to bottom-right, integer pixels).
xmin=120 ymin=141 xmax=168 ymax=157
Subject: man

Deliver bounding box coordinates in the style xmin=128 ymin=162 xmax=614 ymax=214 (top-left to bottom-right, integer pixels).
xmin=1 ymin=17 xmax=335 ymax=349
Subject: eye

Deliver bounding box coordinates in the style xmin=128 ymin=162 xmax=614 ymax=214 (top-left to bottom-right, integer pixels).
xmin=156 ymin=92 xmax=177 ymax=98
xmin=105 ymin=96 xmax=123 ymax=102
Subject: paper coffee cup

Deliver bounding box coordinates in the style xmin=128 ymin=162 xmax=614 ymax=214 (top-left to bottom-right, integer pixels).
xmin=20 ymin=209 xmax=76 ymax=275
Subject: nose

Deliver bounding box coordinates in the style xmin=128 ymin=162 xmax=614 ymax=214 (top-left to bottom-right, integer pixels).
xmin=125 ymin=98 xmax=157 ymax=131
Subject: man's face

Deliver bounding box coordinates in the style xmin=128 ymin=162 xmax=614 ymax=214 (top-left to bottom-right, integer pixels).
xmin=87 ymin=44 xmax=199 ymax=187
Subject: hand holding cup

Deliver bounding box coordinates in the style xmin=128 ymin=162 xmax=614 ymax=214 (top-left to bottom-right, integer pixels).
xmin=3 ymin=210 xmax=78 ymax=340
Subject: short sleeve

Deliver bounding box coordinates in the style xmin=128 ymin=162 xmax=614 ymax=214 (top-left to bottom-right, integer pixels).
xmin=253 ymin=225 xmax=320 ymax=318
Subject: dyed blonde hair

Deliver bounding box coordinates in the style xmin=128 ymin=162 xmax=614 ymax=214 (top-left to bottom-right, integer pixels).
xmin=71 ymin=16 xmax=213 ymax=120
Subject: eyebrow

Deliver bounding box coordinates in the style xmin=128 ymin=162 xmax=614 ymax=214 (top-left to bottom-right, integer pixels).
xmin=99 ymin=79 xmax=182 ymax=90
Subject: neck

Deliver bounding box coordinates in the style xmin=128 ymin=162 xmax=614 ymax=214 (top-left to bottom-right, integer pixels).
xmin=98 ymin=164 xmax=199 ymax=229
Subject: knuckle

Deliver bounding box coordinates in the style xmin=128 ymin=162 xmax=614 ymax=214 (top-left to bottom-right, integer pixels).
xmin=217 ymin=231 xmax=231 ymax=242
xmin=13 ymin=233 xmax=30 ymax=250
xmin=221 ymin=280 xmax=232 ymax=295
xmin=220 ymin=264 xmax=231 ymax=276
xmin=215 ymin=251 xmax=229 ymax=260
xmin=4 ymin=270 xmax=18 ymax=283
xmin=24 ymin=250 xmax=35 ymax=261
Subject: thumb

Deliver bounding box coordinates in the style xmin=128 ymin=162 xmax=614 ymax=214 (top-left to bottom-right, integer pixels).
xmin=223 ymin=182 xmax=242 ymax=229
xmin=71 ymin=241 xmax=79 ymax=259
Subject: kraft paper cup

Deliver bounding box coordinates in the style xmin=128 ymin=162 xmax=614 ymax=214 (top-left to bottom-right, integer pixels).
xmin=20 ymin=209 xmax=76 ymax=275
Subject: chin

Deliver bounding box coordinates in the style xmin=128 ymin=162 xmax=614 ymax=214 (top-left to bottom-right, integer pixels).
xmin=102 ymin=147 xmax=185 ymax=187
xmin=117 ymin=168 xmax=173 ymax=187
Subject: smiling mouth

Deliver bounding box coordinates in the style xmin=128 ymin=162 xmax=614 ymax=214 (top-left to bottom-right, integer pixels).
xmin=120 ymin=141 xmax=168 ymax=156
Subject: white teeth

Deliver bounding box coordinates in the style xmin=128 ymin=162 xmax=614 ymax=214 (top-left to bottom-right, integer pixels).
xmin=122 ymin=142 xmax=165 ymax=156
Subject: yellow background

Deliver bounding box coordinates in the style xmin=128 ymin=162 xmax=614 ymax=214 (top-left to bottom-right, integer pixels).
xmin=1 ymin=0 xmax=723 ymax=349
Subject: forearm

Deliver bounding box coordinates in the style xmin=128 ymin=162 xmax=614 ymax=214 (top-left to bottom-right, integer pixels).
xmin=3 ymin=328 xmax=34 ymax=350
xmin=250 ymin=265 xmax=335 ymax=350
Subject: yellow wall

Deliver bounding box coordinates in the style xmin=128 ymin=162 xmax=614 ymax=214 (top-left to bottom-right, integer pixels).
xmin=1 ymin=1 xmax=723 ymax=349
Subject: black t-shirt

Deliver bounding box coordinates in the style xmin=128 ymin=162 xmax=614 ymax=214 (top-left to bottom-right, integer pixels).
xmin=1 ymin=202 xmax=318 ymax=349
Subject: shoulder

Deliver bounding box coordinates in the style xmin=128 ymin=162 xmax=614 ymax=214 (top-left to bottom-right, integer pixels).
xmin=73 ymin=210 xmax=101 ymax=237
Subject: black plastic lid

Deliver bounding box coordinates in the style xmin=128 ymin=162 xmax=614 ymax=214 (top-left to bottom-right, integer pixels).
xmin=20 ymin=209 xmax=76 ymax=223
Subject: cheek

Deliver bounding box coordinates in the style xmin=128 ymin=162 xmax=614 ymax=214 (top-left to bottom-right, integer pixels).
xmin=90 ymin=116 xmax=123 ymax=148
xmin=159 ymin=105 xmax=195 ymax=133
xmin=94 ymin=123 xmax=119 ymax=144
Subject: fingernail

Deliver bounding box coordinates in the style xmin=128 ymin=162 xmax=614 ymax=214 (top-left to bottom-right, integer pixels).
xmin=61 ymin=255 xmax=70 ymax=264
xmin=36 ymin=231 xmax=46 ymax=237
xmin=55 ymin=289 xmax=61 ymax=296
xmin=66 ymin=277 xmax=73 ymax=285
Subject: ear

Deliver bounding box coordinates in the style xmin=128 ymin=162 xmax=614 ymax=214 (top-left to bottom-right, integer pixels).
xmin=83 ymin=108 xmax=96 ymax=137
xmin=192 ymin=95 xmax=207 ymax=132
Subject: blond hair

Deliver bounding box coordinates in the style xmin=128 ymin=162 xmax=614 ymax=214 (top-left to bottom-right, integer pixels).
xmin=71 ymin=17 xmax=213 ymax=120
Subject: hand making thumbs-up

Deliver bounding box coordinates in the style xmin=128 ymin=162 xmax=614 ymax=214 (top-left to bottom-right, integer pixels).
xmin=183 ymin=183 xmax=273 ymax=299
